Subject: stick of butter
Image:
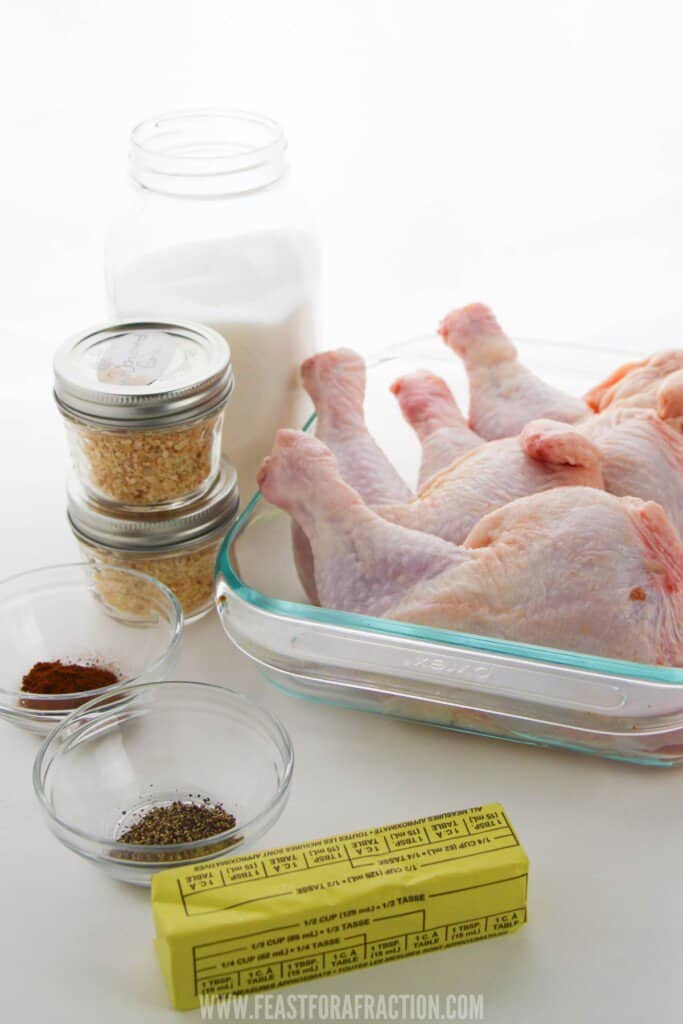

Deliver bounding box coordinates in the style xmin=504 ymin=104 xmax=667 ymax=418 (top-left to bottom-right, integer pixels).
xmin=151 ymin=803 xmax=528 ymax=1011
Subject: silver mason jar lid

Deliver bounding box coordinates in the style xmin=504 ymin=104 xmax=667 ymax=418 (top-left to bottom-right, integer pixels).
xmin=67 ymin=458 xmax=240 ymax=551
xmin=54 ymin=320 xmax=234 ymax=428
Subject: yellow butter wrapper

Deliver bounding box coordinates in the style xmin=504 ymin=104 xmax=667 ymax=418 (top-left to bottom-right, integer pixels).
xmin=151 ymin=804 xmax=528 ymax=1011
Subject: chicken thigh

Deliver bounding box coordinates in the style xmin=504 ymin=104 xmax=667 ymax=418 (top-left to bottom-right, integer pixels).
xmin=438 ymin=303 xmax=587 ymax=439
xmin=258 ymin=430 xmax=683 ymax=666
xmin=581 ymin=407 xmax=683 ymax=534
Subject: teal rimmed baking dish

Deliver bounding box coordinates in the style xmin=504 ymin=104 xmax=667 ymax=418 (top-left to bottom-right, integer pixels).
xmin=216 ymin=334 xmax=683 ymax=767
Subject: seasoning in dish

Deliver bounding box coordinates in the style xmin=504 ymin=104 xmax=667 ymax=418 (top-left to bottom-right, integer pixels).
xmin=71 ymin=412 xmax=224 ymax=507
xmin=21 ymin=659 xmax=119 ymax=696
xmin=20 ymin=659 xmax=122 ymax=713
xmin=54 ymin=321 xmax=234 ymax=509
xmin=117 ymin=799 xmax=236 ymax=845
xmin=87 ymin=541 xmax=223 ymax=621
xmin=68 ymin=459 xmax=239 ymax=621
xmin=115 ymin=798 xmax=238 ymax=863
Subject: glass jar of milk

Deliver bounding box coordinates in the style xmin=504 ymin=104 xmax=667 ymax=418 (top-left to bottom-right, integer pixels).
xmin=106 ymin=110 xmax=319 ymax=498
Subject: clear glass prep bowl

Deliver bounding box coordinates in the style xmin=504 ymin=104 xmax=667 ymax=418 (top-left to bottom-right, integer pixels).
xmin=0 ymin=563 xmax=183 ymax=733
xmin=33 ymin=680 xmax=294 ymax=885
xmin=216 ymin=333 xmax=683 ymax=768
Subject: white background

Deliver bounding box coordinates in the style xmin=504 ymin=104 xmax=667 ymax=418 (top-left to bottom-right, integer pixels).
xmin=1 ymin=2 xmax=682 ymax=1022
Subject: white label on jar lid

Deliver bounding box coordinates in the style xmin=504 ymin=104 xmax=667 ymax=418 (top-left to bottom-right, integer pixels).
xmin=97 ymin=331 xmax=177 ymax=386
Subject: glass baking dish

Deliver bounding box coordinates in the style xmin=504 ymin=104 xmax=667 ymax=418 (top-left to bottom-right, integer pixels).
xmin=216 ymin=333 xmax=683 ymax=767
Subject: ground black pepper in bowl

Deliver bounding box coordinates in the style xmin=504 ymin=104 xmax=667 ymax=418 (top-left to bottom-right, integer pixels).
xmin=119 ymin=799 xmax=236 ymax=844
xmin=114 ymin=798 xmax=239 ymax=863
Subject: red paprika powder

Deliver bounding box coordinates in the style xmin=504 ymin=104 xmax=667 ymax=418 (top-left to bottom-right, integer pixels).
xmin=22 ymin=660 xmax=119 ymax=695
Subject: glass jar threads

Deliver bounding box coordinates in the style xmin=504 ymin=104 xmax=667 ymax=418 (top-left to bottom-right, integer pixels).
xmin=54 ymin=321 xmax=234 ymax=510
xmin=68 ymin=459 xmax=239 ymax=622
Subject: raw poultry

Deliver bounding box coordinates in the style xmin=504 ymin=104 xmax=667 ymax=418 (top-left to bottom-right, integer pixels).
xmin=265 ymin=304 xmax=683 ymax=666
xmin=259 ymin=429 xmax=683 ymax=666
xmin=440 ymin=303 xmax=683 ymax=534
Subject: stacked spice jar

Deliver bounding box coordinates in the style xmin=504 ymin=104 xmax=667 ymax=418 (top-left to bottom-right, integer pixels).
xmin=54 ymin=321 xmax=239 ymax=621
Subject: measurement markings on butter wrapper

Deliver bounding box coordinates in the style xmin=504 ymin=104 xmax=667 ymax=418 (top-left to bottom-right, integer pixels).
xmin=190 ymin=873 xmax=528 ymax=996
xmin=176 ymin=812 xmax=519 ymax=917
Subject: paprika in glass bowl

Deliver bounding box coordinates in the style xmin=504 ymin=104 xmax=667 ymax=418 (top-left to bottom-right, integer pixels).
xmin=0 ymin=563 xmax=183 ymax=733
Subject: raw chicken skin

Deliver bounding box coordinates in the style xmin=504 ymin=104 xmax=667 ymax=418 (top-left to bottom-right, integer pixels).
xmin=260 ymin=430 xmax=462 ymax=618
xmin=581 ymin=407 xmax=683 ymax=535
xmin=296 ymin=350 xmax=603 ymax=587
xmin=394 ymin=366 xmax=683 ymax=539
xmin=434 ymin=306 xmax=683 ymax=532
xmin=258 ymin=430 xmax=683 ymax=666
xmin=585 ymin=351 xmax=683 ymax=420
xmin=377 ymin=417 xmax=604 ymax=546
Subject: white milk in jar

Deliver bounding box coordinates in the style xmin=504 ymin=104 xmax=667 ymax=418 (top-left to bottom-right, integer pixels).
xmin=106 ymin=111 xmax=319 ymax=498
xmin=111 ymin=232 xmax=317 ymax=496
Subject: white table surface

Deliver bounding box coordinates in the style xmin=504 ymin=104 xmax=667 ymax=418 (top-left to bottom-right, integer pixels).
xmin=3 ymin=391 xmax=682 ymax=1024
xmin=3 ymin=2 xmax=683 ymax=1020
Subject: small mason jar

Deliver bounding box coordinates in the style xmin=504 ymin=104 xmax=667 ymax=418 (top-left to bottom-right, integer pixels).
xmin=68 ymin=459 xmax=239 ymax=623
xmin=105 ymin=109 xmax=319 ymax=500
xmin=54 ymin=320 xmax=234 ymax=510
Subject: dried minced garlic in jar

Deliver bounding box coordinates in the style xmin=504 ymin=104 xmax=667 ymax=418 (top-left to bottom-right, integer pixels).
xmin=68 ymin=460 xmax=239 ymax=622
xmin=73 ymin=414 xmax=224 ymax=507
xmin=54 ymin=321 xmax=234 ymax=509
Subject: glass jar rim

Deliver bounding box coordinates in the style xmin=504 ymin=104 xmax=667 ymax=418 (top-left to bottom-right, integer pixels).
xmin=129 ymin=109 xmax=288 ymax=196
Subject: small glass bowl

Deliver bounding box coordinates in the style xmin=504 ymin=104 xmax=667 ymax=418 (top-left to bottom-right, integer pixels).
xmin=33 ymin=680 xmax=294 ymax=885
xmin=0 ymin=563 xmax=183 ymax=733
